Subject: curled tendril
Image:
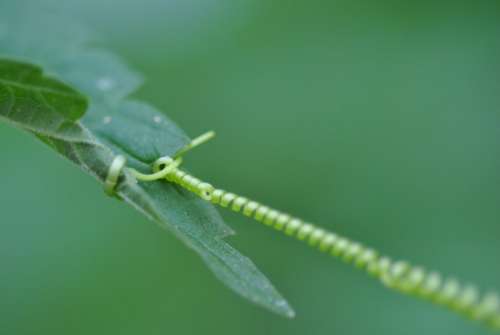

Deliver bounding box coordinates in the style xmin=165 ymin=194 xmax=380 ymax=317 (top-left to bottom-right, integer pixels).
xmin=104 ymin=155 xmax=126 ymax=196
xmin=104 ymin=131 xmax=500 ymax=330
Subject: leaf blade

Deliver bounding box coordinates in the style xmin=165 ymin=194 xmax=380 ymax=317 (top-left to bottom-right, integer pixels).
xmin=0 ymin=8 xmax=295 ymax=318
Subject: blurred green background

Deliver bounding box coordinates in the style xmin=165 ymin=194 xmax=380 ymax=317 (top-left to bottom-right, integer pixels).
xmin=1 ymin=0 xmax=500 ymax=334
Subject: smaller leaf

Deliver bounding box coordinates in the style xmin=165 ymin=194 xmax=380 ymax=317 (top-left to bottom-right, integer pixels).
xmin=0 ymin=59 xmax=87 ymax=121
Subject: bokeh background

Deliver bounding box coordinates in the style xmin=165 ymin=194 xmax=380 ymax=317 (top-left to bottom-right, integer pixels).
xmin=1 ymin=0 xmax=500 ymax=334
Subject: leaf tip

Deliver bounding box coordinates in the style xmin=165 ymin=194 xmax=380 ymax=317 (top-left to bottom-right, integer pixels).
xmin=275 ymin=298 xmax=296 ymax=319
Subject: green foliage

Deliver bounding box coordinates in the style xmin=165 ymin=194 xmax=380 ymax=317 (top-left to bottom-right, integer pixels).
xmin=0 ymin=59 xmax=87 ymax=121
xmin=0 ymin=11 xmax=294 ymax=318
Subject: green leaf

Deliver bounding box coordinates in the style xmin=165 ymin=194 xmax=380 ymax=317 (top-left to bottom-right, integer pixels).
xmin=0 ymin=9 xmax=294 ymax=318
xmin=0 ymin=59 xmax=89 ymax=144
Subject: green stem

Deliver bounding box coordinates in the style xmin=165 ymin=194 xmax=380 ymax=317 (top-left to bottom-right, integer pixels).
xmin=105 ymin=131 xmax=500 ymax=330
xmin=161 ymin=163 xmax=500 ymax=330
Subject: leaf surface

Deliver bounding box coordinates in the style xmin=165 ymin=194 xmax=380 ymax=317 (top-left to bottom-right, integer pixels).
xmin=0 ymin=8 xmax=294 ymax=318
